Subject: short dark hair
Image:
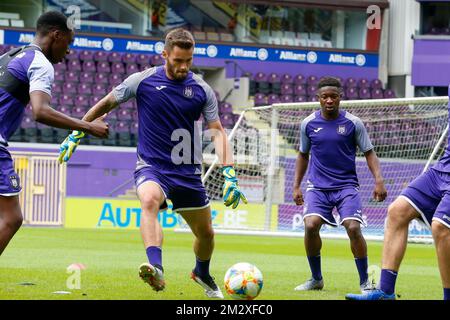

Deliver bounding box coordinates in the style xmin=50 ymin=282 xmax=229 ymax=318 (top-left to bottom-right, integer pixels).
xmin=36 ymin=11 xmax=71 ymax=35
xmin=164 ymin=28 xmax=195 ymax=51
xmin=317 ymin=77 xmax=342 ymax=90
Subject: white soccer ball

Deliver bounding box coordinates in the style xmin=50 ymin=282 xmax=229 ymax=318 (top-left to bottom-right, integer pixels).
xmin=223 ymin=262 xmax=263 ymax=300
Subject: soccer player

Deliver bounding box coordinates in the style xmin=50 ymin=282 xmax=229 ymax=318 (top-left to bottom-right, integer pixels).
xmin=346 ymin=86 xmax=450 ymax=301
xmin=292 ymin=77 xmax=387 ymax=293
xmin=0 ymin=11 xmax=108 ymax=256
xmin=58 ymin=28 xmax=247 ymax=298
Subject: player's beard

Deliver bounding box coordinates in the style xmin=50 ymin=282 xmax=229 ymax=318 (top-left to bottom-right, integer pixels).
xmin=166 ymin=63 xmax=188 ymax=81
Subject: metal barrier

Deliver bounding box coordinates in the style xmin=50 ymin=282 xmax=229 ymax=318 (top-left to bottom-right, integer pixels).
xmin=11 ymin=151 xmax=66 ymax=226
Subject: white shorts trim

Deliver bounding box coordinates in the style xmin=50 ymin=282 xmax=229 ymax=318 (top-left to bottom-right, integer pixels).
xmin=340 ymin=217 xmax=367 ymax=227
xmin=175 ymin=203 xmax=211 ymax=213
xmin=136 ymin=180 xmax=167 ymax=200
xmin=303 ymin=213 xmax=338 ymax=227
xmin=398 ymin=195 xmax=431 ymax=230
xmin=432 ymin=217 xmax=450 ymax=229
xmin=0 ymin=191 xmax=21 ymax=197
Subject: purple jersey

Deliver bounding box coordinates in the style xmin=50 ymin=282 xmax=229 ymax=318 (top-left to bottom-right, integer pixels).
xmin=432 ymin=85 xmax=450 ymax=173
xmin=0 ymin=44 xmax=54 ymax=145
xmin=113 ymin=66 xmax=219 ymax=174
xmin=300 ymin=110 xmax=373 ymax=190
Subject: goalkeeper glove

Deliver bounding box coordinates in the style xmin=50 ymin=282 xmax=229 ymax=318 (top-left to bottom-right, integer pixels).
xmin=222 ymin=165 xmax=248 ymax=209
xmin=58 ymin=130 xmax=85 ymax=164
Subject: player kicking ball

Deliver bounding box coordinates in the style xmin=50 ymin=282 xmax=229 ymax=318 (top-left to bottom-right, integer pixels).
xmin=346 ymin=86 xmax=450 ymax=301
xmin=293 ymin=77 xmax=387 ymax=293
xmin=58 ymin=28 xmax=247 ymax=298
xmin=0 ymin=11 xmax=108 ymax=257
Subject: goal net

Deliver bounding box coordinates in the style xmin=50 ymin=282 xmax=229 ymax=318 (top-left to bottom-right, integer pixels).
xmin=180 ymin=96 xmax=449 ymax=243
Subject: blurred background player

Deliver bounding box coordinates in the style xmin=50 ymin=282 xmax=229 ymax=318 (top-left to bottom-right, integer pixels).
xmin=58 ymin=28 xmax=247 ymax=298
xmin=292 ymin=77 xmax=387 ymax=293
xmin=346 ymin=86 xmax=450 ymax=301
xmin=0 ymin=11 xmax=108 ymax=256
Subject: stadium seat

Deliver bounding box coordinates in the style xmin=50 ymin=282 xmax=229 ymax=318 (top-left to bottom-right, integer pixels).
xmin=74 ymin=95 xmax=90 ymax=108
xmin=111 ymin=62 xmax=125 ymax=74
xmin=37 ymin=123 xmax=54 ymax=143
xmin=67 ymin=60 xmax=82 ymax=72
xmin=116 ymin=121 xmax=132 ymax=146
xmin=109 ymin=73 xmax=123 ymax=86
xmin=121 ymin=53 xmax=136 ymax=64
xmin=108 ymin=51 xmax=123 ymax=63
xmin=94 ymin=73 xmax=108 ymax=85
xmin=126 ymin=64 xmax=139 ymax=75
xmin=345 ymin=87 xmax=359 ymax=100
xmin=384 ymin=89 xmax=396 ymax=99
xmin=307 ymin=75 xmax=319 ymax=87
xmin=267 ymin=94 xmax=280 ymax=105
xmin=92 ymin=84 xmax=107 ymax=96
xmin=65 ymin=49 xmax=79 ymax=61
xmin=280 ymin=95 xmax=294 ymax=103
xmin=54 ymin=62 xmax=66 ymax=71
xmin=56 ymin=105 xmax=71 ymax=116
xmin=59 ymin=95 xmax=74 ymax=107
xmin=345 ymin=77 xmax=357 ymax=88
xmin=358 ymin=78 xmax=370 ymax=89
xmin=281 ymin=74 xmax=293 ymax=84
xmin=136 ymin=54 xmax=150 ymax=66
xmin=150 ymin=55 xmax=164 ymax=66
xmin=97 ymin=61 xmax=111 ymax=73
xmin=307 ymin=85 xmax=318 ymax=97
xmin=63 ymin=82 xmax=77 ymax=94
xmin=52 ymin=83 xmax=63 ymax=95
xmin=294 ymin=74 xmax=306 ymax=85
xmin=54 ymin=70 xmax=65 ymax=82
xmin=21 ymin=117 xmax=38 ymax=142
xmin=281 ymin=84 xmax=294 ymax=95
xmin=294 ymin=95 xmax=307 ymax=103
xmin=80 ymin=72 xmax=95 ymax=84
xmin=78 ymin=83 xmax=92 ymax=96
xmin=117 ymin=108 xmax=132 ymax=121
xmin=254 ymin=93 xmax=266 ymax=106
xmin=371 ymin=88 xmax=384 ymax=99
xmin=254 ymin=72 xmax=270 ymax=94
xmin=359 ymin=88 xmax=371 ymax=99
xmin=219 ymin=102 xmax=233 ymax=115
xmin=79 ymin=50 xmax=94 ymax=61
xmin=294 ymin=84 xmax=307 ymax=96
xmin=371 ymin=79 xmax=383 ymax=90
xmin=82 ymin=61 xmax=96 ymax=72
xmin=94 ymin=51 xmax=108 ymax=62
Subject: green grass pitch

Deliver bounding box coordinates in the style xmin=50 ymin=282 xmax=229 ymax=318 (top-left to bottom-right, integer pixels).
xmin=0 ymin=227 xmax=442 ymax=300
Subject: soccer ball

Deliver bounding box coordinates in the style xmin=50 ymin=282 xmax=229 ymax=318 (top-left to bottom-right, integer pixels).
xmin=223 ymin=262 xmax=263 ymax=300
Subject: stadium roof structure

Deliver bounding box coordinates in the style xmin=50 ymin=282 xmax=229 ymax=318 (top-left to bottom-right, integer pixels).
xmin=226 ymin=0 xmax=389 ymax=10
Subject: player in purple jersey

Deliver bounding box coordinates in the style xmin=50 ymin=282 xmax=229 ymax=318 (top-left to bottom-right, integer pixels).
xmin=346 ymin=85 xmax=450 ymax=301
xmin=58 ymin=28 xmax=247 ymax=298
xmin=0 ymin=11 xmax=108 ymax=256
xmin=293 ymin=77 xmax=387 ymax=293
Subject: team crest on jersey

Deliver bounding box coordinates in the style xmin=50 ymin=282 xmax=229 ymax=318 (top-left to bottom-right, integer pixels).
xmin=337 ymin=125 xmax=346 ymax=134
xmin=183 ymin=86 xmax=194 ymax=98
xmin=9 ymin=175 xmax=19 ymax=189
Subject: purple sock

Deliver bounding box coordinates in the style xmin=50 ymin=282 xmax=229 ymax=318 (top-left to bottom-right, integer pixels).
xmin=194 ymin=257 xmax=211 ymax=279
xmin=307 ymin=255 xmax=322 ymax=281
xmin=146 ymin=246 xmax=162 ymax=269
xmin=379 ymin=269 xmax=397 ymax=295
xmin=355 ymin=257 xmax=368 ymax=285
xmin=444 ymin=288 xmax=450 ymax=300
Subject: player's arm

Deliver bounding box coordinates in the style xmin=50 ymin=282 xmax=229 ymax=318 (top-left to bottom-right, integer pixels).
xmin=364 ymin=149 xmax=387 ymax=202
xmin=30 ymin=91 xmax=108 ymax=138
xmin=293 ymin=151 xmax=309 ymax=205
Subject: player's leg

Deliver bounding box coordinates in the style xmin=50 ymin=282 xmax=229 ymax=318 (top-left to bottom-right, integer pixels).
xmin=0 ymin=195 xmax=23 ymax=256
xmin=295 ymin=189 xmax=336 ymax=291
xmin=135 ymin=168 xmax=168 ymax=291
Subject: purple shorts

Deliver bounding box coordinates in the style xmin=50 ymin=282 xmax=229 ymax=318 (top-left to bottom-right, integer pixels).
xmin=134 ymin=166 xmax=210 ymax=212
xmin=303 ymin=187 xmax=365 ymax=227
xmin=400 ymin=168 xmax=450 ymax=229
xmin=0 ymin=147 xmax=21 ymax=196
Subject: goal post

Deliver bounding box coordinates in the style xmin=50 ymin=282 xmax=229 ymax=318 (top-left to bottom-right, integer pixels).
xmin=179 ymin=96 xmax=449 ymax=243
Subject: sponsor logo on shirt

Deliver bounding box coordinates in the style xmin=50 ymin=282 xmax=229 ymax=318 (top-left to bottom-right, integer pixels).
xmin=183 ymin=86 xmax=194 ymax=98
xmin=337 ymin=125 xmax=346 ymax=134
xmin=313 ymin=127 xmax=323 ymax=133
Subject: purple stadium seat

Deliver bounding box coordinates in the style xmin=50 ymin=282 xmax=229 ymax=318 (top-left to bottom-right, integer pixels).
xmin=267 ymin=94 xmax=280 ymax=104
xmin=74 ymin=95 xmax=90 ymax=108
xmin=130 ymin=122 xmax=138 ymax=135
xmin=77 ymin=83 xmax=92 ymax=96
xmin=51 ymin=83 xmax=62 ymax=95
xmin=294 ymin=95 xmax=307 ymax=102
xmin=136 ymin=54 xmax=150 ymax=66
xmin=294 ymin=74 xmax=306 ymax=85
xmin=90 ymin=95 xmax=102 ymax=106
xmin=358 ymin=78 xmax=370 ymax=89
xmin=280 ymin=95 xmax=294 ymax=103
xmin=54 ymin=62 xmax=66 ymax=71
xmin=307 ymin=75 xmax=319 ymax=86
xmin=371 ymin=88 xmax=384 ymax=99
xmin=72 ymin=106 xmax=86 ymax=118
xmin=109 ymin=73 xmax=123 ymax=86
xmin=94 ymin=51 xmax=108 ymax=62
xmin=80 ymin=72 xmax=94 ymax=84
xmin=108 ymin=51 xmax=123 ymax=63
xmin=371 ymin=79 xmax=383 ymax=90
xmin=57 ymin=105 xmax=71 ymax=116
xmin=65 ymin=71 xmax=79 ymax=83
xmin=67 ymin=59 xmax=82 ymax=72
xmin=126 ymin=64 xmax=139 ymax=75
xmin=92 ymin=84 xmax=107 ymax=96
xmin=150 ymin=55 xmax=164 ymax=66
xmin=268 ymin=73 xmax=280 ymax=84
xmin=294 ymin=84 xmax=307 ymax=96
xmin=82 ymin=61 xmax=96 ymax=72
xmin=358 ymin=88 xmax=371 ymax=99
xmin=219 ymin=102 xmax=233 ymax=115
xmin=59 ymin=95 xmax=74 ymax=107
xmin=94 ymin=73 xmax=108 ymax=85
xmin=51 ymin=96 xmax=59 ymax=106
xmin=115 ymin=121 xmax=130 ymax=132
xmin=254 ymin=93 xmax=266 ymax=106
xmin=383 ymin=89 xmax=396 ymax=99
xmin=111 ymin=62 xmax=125 ymax=74
xmin=307 ymin=85 xmax=317 ymax=97
xmin=345 ymin=87 xmax=359 ymax=100
xmin=65 ymin=49 xmax=79 ymax=61
xmin=79 ymin=50 xmax=94 ymax=61
xmin=63 ymin=82 xmax=77 ymax=94
xmin=121 ymin=53 xmax=136 ymax=64
xmin=117 ymin=108 xmax=132 ymax=121
xmin=345 ymin=77 xmax=358 ymax=88
xmin=281 ymin=84 xmax=294 ymax=95
xmin=254 ymin=72 xmax=266 ymax=82
xmin=221 ymin=114 xmax=235 ymax=129
xmin=281 ymin=74 xmax=293 ymax=84
xmin=53 ymin=70 xmax=65 ymax=82
xmin=97 ymin=61 xmax=111 ymax=73
xmin=308 ymin=95 xmax=319 ymax=102
xmin=121 ymin=101 xmax=134 ymax=110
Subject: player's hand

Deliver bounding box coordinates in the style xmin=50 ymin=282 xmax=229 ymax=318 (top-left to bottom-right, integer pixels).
xmin=293 ymin=187 xmax=304 ymax=205
xmin=86 ymin=114 xmax=109 ymax=138
xmin=58 ymin=130 xmax=84 ymax=164
xmin=222 ymin=166 xmax=248 ymax=209
xmin=373 ymin=181 xmax=387 ymax=202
